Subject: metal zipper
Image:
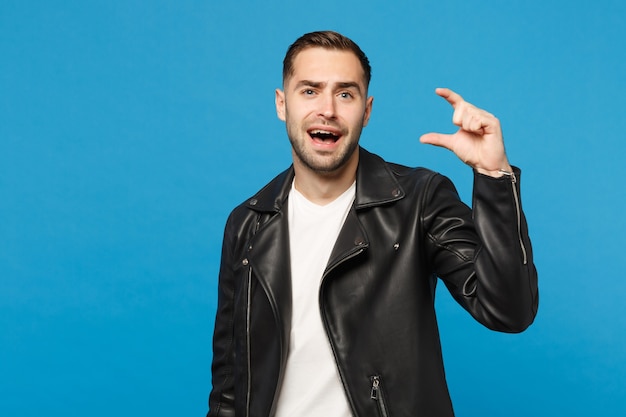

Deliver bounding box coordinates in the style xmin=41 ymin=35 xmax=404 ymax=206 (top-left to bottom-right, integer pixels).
xmin=370 ymin=375 xmax=389 ymax=417
xmin=245 ymin=265 xmax=252 ymax=417
xmin=499 ymin=170 xmax=528 ymax=265
xmin=245 ymin=217 xmax=261 ymax=417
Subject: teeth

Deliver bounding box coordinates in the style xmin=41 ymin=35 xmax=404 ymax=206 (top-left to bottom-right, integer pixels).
xmin=311 ymin=130 xmax=335 ymax=135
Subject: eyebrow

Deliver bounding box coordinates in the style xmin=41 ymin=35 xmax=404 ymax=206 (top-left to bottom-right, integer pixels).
xmin=294 ymin=80 xmax=363 ymax=95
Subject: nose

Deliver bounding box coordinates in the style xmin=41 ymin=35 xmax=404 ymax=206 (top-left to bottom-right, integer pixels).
xmin=318 ymin=93 xmax=336 ymax=119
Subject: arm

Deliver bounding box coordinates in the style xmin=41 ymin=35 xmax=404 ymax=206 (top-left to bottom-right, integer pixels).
xmin=420 ymin=89 xmax=538 ymax=331
xmin=470 ymin=167 xmax=538 ymax=330
xmin=208 ymin=217 xmax=237 ymax=417
xmin=423 ymin=169 xmax=538 ymax=332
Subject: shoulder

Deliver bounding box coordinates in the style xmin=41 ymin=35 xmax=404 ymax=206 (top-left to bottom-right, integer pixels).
xmin=224 ymin=165 xmax=294 ymax=231
xmin=360 ymin=147 xmax=437 ymax=179
xmin=354 ymin=147 xmax=459 ymax=212
xmin=361 ymin=148 xmax=448 ymax=192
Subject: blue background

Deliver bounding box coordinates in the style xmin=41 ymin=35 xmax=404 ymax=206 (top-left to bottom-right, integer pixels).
xmin=2 ymin=1 xmax=625 ymax=415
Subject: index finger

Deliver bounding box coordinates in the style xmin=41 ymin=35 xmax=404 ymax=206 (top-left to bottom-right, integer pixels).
xmin=435 ymin=87 xmax=464 ymax=108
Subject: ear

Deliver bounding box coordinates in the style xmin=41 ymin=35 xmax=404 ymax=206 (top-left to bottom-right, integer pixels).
xmin=362 ymin=96 xmax=374 ymax=127
xmin=275 ymin=88 xmax=286 ymax=121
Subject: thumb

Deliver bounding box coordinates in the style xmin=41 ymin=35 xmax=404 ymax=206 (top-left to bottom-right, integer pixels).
xmin=419 ymin=132 xmax=453 ymax=150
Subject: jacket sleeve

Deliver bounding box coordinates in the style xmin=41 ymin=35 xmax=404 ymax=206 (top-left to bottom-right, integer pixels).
xmin=423 ymin=167 xmax=538 ymax=332
xmin=207 ymin=214 xmax=237 ymax=417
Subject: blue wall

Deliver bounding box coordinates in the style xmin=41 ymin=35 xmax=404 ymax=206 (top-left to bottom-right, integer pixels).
xmin=2 ymin=1 xmax=625 ymax=415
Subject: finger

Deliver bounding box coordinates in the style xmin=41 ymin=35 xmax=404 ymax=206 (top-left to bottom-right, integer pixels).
xmin=435 ymin=87 xmax=464 ymax=108
xmin=463 ymin=114 xmax=486 ymax=134
xmin=461 ymin=108 xmax=499 ymax=135
xmin=419 ymin=132 xmax=454 ymax=150
xmin=451 ymin=103 xmax=464 ymax=127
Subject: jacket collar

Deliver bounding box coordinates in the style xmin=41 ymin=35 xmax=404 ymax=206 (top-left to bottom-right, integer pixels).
xmin=245 ymin=147 xmax=405 ymax=212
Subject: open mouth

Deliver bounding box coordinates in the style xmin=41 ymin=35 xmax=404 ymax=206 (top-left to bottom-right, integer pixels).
xmin=309 ymin=129 xmax=341 ymax=144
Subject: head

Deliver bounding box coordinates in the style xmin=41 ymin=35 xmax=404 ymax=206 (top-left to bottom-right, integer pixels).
xmin=282 ymin=31 xmax=372 ymax=90
xmin=276 ymin=31 xmax=374 ymax=177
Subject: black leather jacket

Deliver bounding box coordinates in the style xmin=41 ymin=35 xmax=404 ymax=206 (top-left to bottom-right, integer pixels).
xmin=208 ymin=148 xmax=538 ymax=417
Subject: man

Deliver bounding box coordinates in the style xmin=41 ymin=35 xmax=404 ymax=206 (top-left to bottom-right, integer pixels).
xmin=208 ymin=31 xmax=538 ymax=417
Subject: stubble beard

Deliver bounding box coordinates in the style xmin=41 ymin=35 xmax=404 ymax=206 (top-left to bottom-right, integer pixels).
xmin=286 ymin=121 xmax=362 ymax=176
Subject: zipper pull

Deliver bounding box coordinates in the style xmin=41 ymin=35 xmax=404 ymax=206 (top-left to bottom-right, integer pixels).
xmin=498 ymin=169 xmax=517 ymax=184
xmin=370 ymin=376 xmax=380 ymax=400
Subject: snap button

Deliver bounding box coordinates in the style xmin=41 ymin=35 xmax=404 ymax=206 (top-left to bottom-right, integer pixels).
xmin=242 ymin=258 xmax=249 ymax=266
xmin=249 ymin=198 xmax=258 ymax=206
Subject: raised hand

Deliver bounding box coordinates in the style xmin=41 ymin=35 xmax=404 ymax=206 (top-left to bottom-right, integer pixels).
xmin=419 ymin=88 xmax=513 ymax=177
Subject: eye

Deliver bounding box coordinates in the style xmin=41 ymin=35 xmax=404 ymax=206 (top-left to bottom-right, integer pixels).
xmin=303 ymin=89 xmax=316 ymax=95
xmin=339 ymin=91 xmax=353 ymax=99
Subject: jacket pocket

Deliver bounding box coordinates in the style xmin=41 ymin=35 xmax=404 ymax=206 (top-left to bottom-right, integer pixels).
xmin=370 ymin=375 xmax=390 ymax=417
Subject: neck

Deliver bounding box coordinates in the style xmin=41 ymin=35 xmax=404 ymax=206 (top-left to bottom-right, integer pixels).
xmin=292 ymin=153 xmax=358 ymax=206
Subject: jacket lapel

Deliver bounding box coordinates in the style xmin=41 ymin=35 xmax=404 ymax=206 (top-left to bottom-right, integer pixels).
xmin=247 ymin=209 xmax=292 ymax=338
xmin=325 ymin=208 xmax=369 ymax=275
xmin=326 ymin=148 xmax=405 ymax=274
xmin=245 ymin=168 xmax=294 ymax=346
xmin=354 ymin=148 xmax=405 ymax=209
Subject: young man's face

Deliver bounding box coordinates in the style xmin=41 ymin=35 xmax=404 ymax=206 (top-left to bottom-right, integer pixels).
xmin=275 ymin=47 xmax=373 ymax=175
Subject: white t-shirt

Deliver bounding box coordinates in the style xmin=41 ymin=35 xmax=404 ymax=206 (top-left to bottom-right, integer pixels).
xmin=274 ymin=181 xmax=356 ymax=417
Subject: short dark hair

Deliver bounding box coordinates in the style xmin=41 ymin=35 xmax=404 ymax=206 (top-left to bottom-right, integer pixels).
xmin=282 ymin=31 xmax=371 ymax=87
